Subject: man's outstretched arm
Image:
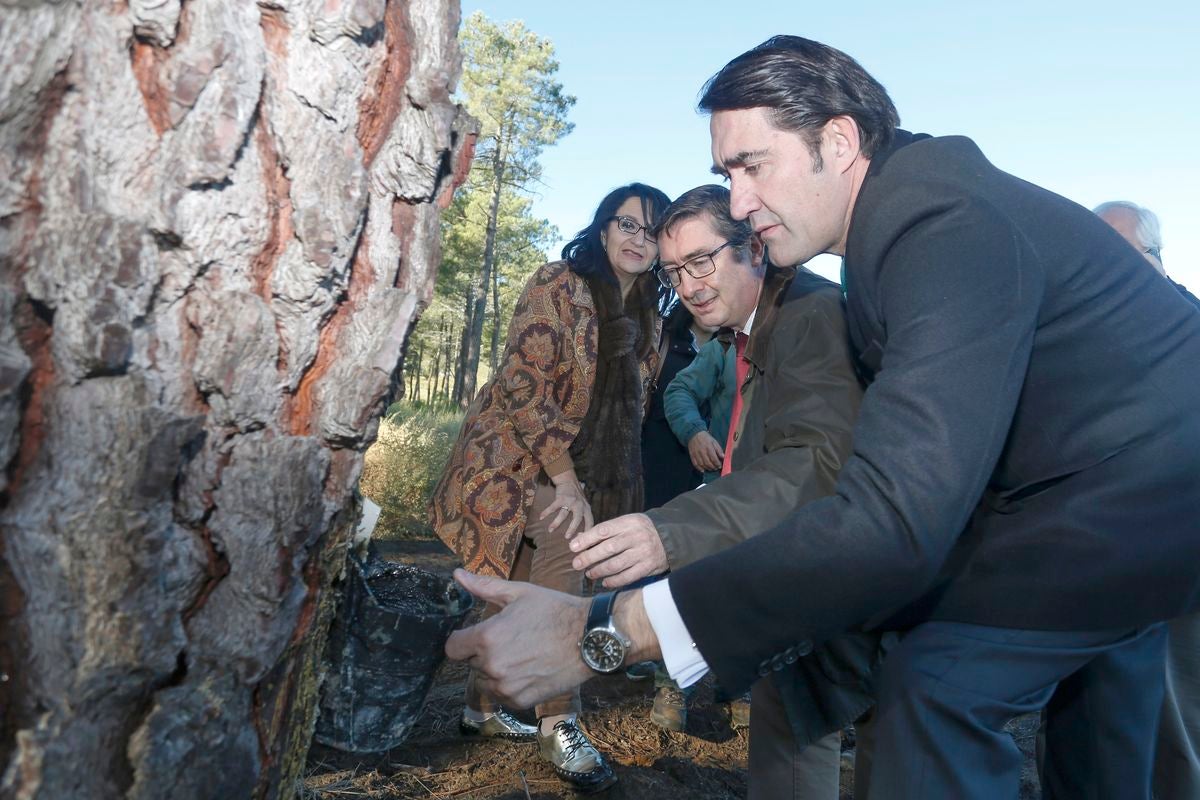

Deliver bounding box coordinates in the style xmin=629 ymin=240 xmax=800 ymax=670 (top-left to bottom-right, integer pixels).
xmin=445 ymin=569 xmax=662 ymax=709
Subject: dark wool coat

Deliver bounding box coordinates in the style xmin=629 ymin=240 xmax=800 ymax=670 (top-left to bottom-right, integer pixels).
xmin=665 ymin=131 xmax=1200 ymax=699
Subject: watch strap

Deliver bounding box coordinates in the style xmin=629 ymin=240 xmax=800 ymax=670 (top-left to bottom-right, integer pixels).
xmin=586 ymin=590 xmax=620 ymax=632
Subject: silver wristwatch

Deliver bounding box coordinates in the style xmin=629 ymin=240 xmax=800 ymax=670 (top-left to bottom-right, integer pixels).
xmin=579 ymin=591 xmax=630 ymax=673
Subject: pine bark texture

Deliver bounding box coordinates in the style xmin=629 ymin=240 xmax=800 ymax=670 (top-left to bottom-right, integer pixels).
xmin=0 ymin=1 xmax=475 ymax=798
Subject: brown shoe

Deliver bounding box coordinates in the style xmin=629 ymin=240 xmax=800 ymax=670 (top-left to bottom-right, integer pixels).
xmin=650 ymin=685 xmax=687 ymax=732
xmin=729 ymin=693 xmax=751 ymax=729
xmin=537 ymin=719 xmax=617 ymax=793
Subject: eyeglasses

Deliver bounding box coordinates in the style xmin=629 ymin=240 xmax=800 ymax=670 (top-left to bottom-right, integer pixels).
xmin=608 ymin=215 xmax=656 ymax=242
xmin=656 ymin=240 xmax=740 ymax=288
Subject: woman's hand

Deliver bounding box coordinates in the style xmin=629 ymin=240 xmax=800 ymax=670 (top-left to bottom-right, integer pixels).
xmin=539 ymin=473 xmax=593 ymax=538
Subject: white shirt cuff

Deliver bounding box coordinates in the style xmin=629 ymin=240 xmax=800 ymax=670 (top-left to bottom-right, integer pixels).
xmin=641 ymin=578 xmax=710 ymax=689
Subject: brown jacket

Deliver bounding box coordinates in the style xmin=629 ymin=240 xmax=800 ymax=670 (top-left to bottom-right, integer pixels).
xmin=651 ymin=265 xmax=861 ymax=566
xmin=647 ymin=265 xmax=880 ymax=745
xmin=430 ymin=261 xmax=658 ymax=579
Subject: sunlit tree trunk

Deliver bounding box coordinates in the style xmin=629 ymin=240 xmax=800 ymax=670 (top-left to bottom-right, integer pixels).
xmin=0 ymin=1 xmax=474 ymax=798
xmin=489 ymin=249 xmax=503 ymax=373
xmin=452 ymin=286 xmax=473 ymax=402
xmin=456 ymin=143 xmax=504 ymax=407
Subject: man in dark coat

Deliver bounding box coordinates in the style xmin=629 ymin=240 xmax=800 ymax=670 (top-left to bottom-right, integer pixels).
xmin=447 ymin=36 xmax=1200 ymax=799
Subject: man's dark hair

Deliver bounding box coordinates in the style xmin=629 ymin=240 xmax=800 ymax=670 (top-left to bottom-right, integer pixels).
xmin=698 ymin=36 xmax=900 ymax=168
xmin=653 ymin=184 xmax=752 ymax=258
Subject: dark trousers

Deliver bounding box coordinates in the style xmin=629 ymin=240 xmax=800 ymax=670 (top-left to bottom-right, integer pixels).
xmin=1155 ymin=612 xmax=1200 ymax=799
xmin=748 ymin=674 xmax=841 ymax=799
xmin=866 ymin=621 xmax=1166 ymax=799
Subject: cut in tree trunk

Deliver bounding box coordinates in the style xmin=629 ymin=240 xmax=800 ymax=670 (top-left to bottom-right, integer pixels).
xmin=0 ymin=2 xmax=476 ymax=799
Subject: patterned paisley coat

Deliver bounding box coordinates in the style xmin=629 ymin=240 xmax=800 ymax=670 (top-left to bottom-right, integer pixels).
xmin=429 ymin=261 xmax=659 ymax=579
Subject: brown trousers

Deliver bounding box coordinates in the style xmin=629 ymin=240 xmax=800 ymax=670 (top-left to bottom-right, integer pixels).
xmin=465 ymin=480 xmax=582 ymax=719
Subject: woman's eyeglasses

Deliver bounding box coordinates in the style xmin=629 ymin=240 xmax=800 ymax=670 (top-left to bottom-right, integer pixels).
xmin=609 ymin=215 xmax=656 ymax=242
xmin=656 ymin=240 xmax=740 ymax=288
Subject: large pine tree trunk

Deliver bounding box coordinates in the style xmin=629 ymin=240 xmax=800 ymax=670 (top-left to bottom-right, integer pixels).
xmin=0 ymin=2 xmax=475 ymax=798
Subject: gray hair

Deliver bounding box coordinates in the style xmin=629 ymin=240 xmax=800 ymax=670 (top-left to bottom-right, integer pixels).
xmin=1093 ymin=200 xmax=1163 ymax=257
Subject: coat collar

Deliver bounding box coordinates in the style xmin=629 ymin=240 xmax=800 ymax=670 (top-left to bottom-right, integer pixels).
xmin=717 ymin=263 xmax=797 ymax=369
xmin=554 ymin=261 xmax=596 ymax=312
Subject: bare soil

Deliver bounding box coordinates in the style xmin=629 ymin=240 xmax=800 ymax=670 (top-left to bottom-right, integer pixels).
xmin=301 ymin=536 xmax=1042 ymax=799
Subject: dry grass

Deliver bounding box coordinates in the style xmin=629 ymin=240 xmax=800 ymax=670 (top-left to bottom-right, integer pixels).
xmin=303 ymin=656 xmax=754 ymax=800
xmin=360 ymin=403 xmax=463 ymax=539
xmin=308 ymin=503 xmax=1045 ymax=799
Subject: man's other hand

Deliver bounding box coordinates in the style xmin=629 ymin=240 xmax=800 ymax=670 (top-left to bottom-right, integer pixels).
xmin=687 ymin=431 xmax=725 ymax=472
xmin=569 ymin=513 xmax=668 ymax=588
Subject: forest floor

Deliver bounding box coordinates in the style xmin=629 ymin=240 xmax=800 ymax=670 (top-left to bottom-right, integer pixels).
xmin=300 ymin=535 xmax=1043 ymax=799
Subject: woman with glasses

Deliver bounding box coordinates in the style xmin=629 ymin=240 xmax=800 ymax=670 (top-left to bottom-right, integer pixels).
xmin=430 ymin=182 xmax=671 ymax=793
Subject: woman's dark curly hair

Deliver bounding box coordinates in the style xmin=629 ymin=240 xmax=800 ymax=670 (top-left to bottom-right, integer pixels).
xmin=561 ymin=182 xmax=672 ymax=358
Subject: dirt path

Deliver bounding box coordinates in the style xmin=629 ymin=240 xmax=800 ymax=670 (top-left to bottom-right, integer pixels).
xmin=301 ymin=537 xmax=1041 ymax=799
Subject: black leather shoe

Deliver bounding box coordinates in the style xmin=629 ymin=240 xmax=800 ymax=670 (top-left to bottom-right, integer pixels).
xmin=458 ymin=708 xmax=538 ymax=742
xmin=538 ymin=719 xmax=617 ymax=793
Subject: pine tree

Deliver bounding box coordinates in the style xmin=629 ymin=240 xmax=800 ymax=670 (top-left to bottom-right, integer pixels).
xmin=451 ymin=12 xmax=574 ymax=407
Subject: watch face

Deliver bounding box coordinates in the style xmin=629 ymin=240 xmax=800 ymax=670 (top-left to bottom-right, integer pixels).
xmin=581 ymin=629 xmax=626 ymax=672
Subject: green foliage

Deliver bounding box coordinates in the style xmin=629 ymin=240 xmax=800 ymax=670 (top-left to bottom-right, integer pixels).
xmin=436 ymin=176 xmax=556 ymax=315
xmin=364 ymin=14 xmax=573 ymax=536
xmin=404 ymin=12 xmax=573 ymax=408
xmin=359 ymin=402 xmax=464 ymax=538
xmin=459 ymin=11 xmax=575 ymax=185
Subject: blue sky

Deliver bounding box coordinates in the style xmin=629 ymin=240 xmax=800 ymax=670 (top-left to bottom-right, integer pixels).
xmin=461 ymin=0 xmax=1200 ymax=288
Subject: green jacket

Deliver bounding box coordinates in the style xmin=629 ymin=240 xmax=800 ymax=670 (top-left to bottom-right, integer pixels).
xmin=663 ymin=336 xmax=736 ymax=483
xmin=647 ymin=264 xmax=884 ymax=746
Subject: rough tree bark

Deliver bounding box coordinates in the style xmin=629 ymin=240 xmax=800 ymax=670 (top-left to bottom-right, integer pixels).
xmin=0 ymin=1 xmax=475 ymax=798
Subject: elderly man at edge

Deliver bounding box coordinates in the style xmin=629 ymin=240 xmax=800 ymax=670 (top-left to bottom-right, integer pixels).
xmin=1094 ymin=200 xmax=1200 ymax=308
xmin=1095 ymin=200 xmax=1200 ymax=800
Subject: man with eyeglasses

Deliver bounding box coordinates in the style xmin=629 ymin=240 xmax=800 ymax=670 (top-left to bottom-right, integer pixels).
xmin=448 ymin=36 xmax=1200 ymax=799
xmin=646 ymin=183 xmax=867 ymax=797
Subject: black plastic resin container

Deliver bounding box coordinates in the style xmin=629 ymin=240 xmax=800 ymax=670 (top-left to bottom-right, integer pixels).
xmin=315 ymin=550 xmax=473 ymax=752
